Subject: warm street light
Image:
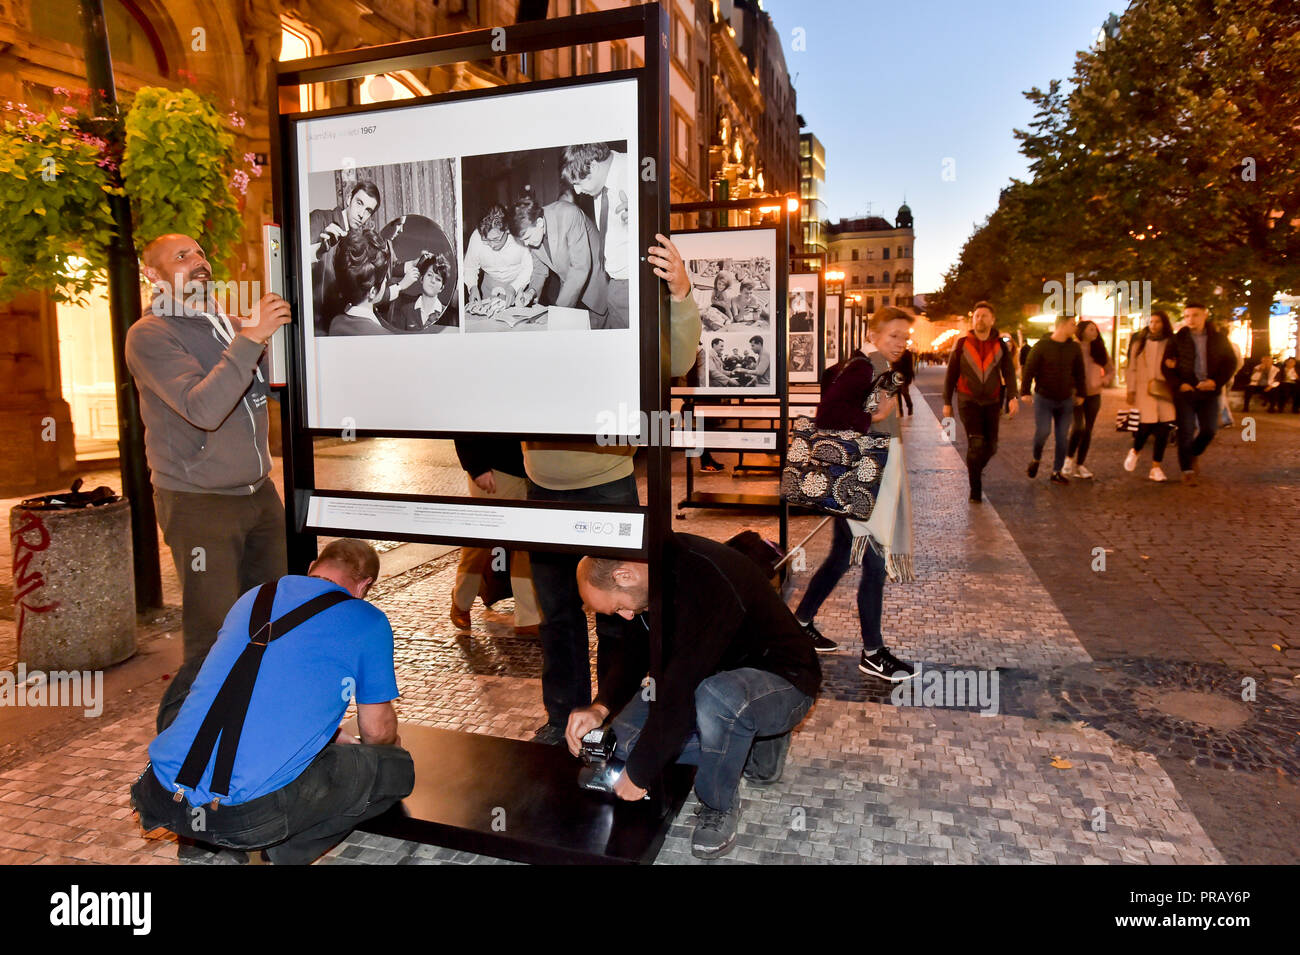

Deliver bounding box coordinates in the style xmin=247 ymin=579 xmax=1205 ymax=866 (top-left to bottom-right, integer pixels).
xmin=786 ymin=196 xmax=799 ymax=212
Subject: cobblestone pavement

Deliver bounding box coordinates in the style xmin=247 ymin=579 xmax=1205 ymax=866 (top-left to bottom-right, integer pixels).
xmin=916 ymin=365 xmax=1300 ymax=865
xmin=4 ymin=389 xmax=1257 ymax=866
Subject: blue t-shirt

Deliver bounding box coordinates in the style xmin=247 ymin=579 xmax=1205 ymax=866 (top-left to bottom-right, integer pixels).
xmin=149 ymin=576 xmax=400 ymax=806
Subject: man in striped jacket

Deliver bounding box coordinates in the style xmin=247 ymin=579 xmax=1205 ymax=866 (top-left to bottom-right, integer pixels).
xmin=942 ymin=301 xmax=1019 ymax=502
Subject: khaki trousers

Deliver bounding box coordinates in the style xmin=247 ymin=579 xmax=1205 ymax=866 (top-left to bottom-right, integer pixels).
xmin=451 ymin=470 xmax=540 ymax=627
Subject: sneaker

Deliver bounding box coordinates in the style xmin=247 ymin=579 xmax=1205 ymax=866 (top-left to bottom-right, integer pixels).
xmin=801 ymin=620 xmax=838 ymax=653
xmin=743 ymin=733 xmax=791 ymax=786
xmin=1061 ymin=456 xmax=1076 ymax=476
xmin=1026 ymin=459 xmax=1040 ymax=478
xmin=1149 ymin=465 xmax=1167 ymax=483
xmin=449 ymin=604 xmax=471 ymax=630
xmin=1049 ymin=471 xmax=1069 ymax=484
xmin=691 ymin=804 xmax=740 ymax=859
xmin=858 ymin=647 xmax=916 ymax=682
xmin=1124 ymin=448 xmax=1139 ymax=472
xmin=1073 ymin=463 xmax=1094 ymax=479
xmin=531 ymin=723 xmax=566 ymax=746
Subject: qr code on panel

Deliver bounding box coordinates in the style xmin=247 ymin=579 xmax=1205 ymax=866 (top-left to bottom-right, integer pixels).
xmin=619 ymin=523 xmax=632 ymax=537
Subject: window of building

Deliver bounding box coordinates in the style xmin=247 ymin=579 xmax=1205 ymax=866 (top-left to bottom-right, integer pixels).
xmin=866 ymin=297 xmax=876 ymax=311
xmin=851 ymin=249 xmax=859 ymax=261
xmin=281 ymin=20 xmax=324 ymax=110
xmin=883 ymin=271 xmax=891 ymax=284
xmin=673 ymin=14 xmax=690 ymax=67
xmin=866 ymin=249 xmax=874 ymax=259
xmin=674 ymin=111 xmax=691 ymax=164
xmin=882 ymin=247 xmax=890 ymax=260
xmin=852 ymin=274 xmax=860 ymax=285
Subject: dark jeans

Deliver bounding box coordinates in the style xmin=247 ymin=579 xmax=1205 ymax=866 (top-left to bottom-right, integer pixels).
xmin=611 ymin=667 xmax=812 ymax=812
xmin=528 ymin=473 xmax=639 ymax=727
xmin=957 ymin=398 xmax=1002 ymax=481
xmin=130 ymin=743 xmax=414 ymax=865
xmin=793 ymin=516 xmax=886 ymax=651
xmin=1067 ymin=393 xmax=1102 ymax=464
xmin=1174 ymin=389 xmax=1220 ymax=471
xmin=1133 ymin=422 xmax=1173 ymax=463
xmin=1032 ymin=395 xmax=1073 ymax=471
xmin=154 ymin=482 xmax=287 ymax=733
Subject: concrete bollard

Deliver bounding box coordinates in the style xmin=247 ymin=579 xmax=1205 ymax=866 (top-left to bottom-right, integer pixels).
xmin=10 ymin=497 xmax=136 ymax=671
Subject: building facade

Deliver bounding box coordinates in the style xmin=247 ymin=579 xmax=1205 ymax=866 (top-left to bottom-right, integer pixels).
xmin=799 ymin=129 xmax=827 ymax=256
xmin=0 ymin=0 xmax=799 ymax=491
xmin=826 ymin=204 xmax=915 ymax=315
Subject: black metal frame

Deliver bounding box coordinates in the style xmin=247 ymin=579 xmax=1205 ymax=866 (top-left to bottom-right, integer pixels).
xmin=665 ymin=198 xmax=790 ymax=552
xmin=267 ymin=5 xmax=674 ymax=698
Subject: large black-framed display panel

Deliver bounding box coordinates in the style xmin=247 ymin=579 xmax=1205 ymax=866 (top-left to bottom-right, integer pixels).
xmin=270 ymin=7 xmax=671 ymax=565
xmin=787 ymin=270 xmax=824 ymax=384
xmin=665 ymin=199 xmax=790 ymax=552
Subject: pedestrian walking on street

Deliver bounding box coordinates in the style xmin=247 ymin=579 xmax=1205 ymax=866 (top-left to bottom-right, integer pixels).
xmin=942 ymin=301 xmax=1018 ymax=502
xmin=1123 ymin=310 xmax=1177 ymax=482
xmin=1162 ymin=303 xmax=1236 ymax=484
xmin=1020 ymin=314 xmax=1086 ymax=484
xmin=1275 ymin=357 xmax=1300 ymax=412
xmin=893 ymin=345 xmax=916 ymax=416
xmin=1063 ymin=320 xmax=1114 ymax=479
xmin=792 ymin=307 xmax=917 ymax=682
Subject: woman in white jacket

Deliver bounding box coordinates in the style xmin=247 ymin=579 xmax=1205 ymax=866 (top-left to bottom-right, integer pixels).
xmin=1124 ymin=311 xmax=1177 ymax=482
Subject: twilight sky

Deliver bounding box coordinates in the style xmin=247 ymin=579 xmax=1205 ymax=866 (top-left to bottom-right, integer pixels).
xmin=761 ymin=0 xmax=1123 ymax=292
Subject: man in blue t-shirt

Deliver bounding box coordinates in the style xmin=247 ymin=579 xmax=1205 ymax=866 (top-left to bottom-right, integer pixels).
xmin=131 ymin=538 xmax=413 ymax=864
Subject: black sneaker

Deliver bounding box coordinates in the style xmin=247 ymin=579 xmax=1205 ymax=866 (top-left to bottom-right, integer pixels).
xmin=859 ymin=647 xmax=916 ymax=682
xmin=1049 ymin=470 xmax=1069 ymax=484
xmin=691 ymin=804 xmax=739 ymax=859
xmin=1026 ymin=459 xmax=1040 ymax=478
xmin=802 ymin=620 xmax=838 ymax=653
xmin=531 ymin=723 xmax=566 ymax=746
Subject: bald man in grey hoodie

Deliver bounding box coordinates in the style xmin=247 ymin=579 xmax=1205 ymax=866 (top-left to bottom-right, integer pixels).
xmin=127 ymin=234 xmax=292 ymax=730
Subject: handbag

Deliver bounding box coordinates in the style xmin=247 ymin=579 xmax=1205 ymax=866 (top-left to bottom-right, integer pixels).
xmin=1114 ymin=409 xmax=1140 ymax=432
xmin=781 ymin=361 xmax=903 ymax=519
xmin=1147 ymin=379 xmax=1172 ymax=401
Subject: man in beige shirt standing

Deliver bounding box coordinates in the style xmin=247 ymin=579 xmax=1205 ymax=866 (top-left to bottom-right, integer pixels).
xmin=526 ymin=233 xmax=701 ymax=744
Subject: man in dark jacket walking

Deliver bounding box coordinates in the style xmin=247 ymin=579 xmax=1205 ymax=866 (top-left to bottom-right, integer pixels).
xmin=1020 ymin=314 xmax=1086 ymax=484
xmin=942 ymin=301 xmax=1019 ymax=501
xmin=1162 ymin=303 xmax=1236 ymax=484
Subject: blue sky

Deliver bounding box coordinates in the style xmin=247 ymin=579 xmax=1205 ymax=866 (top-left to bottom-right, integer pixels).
xmin=762 ymin=0 xmax=1123 ymax=292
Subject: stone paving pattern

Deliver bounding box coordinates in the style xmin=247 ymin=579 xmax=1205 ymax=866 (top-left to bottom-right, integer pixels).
xmin=4 ymin=373 xmax=1294 ymax=864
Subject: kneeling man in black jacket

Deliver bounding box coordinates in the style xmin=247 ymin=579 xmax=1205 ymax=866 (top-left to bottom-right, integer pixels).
xmin=566 ymin=532 xmax=820 ymax=859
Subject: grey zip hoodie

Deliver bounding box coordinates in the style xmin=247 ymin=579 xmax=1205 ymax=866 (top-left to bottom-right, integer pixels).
xmin=125 ymin=298 xmax=272 ymax=495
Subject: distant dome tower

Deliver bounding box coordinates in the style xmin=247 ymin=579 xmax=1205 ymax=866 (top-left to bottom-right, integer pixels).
xmin=896 ymin=201 xmax=913 ymax=229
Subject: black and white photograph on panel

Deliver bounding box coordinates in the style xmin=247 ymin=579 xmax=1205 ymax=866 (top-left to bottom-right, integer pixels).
xmin=304 ymin=160 xmax=460 ymax=337
xmin=788 ymin=272 xmax=819 ymax=382
xmin=825 ymin=294 xmax=840 ymax=365
xmin=292 ymin=76 xmax=641 ymax=434
xmin=670 ymin=227 xmax=778 ymax=395
xmin=459 ymin=140 xmax=632 ymax=333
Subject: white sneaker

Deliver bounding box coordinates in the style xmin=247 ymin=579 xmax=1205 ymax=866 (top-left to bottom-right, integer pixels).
xmin=1073 ymin=463 xmax=1094 ymax=479
xmin=1149 ymin=465 xmax=1167 ymax=482
xmin=1061 ymin=457 xmax=1076 ymax=476
xmin=1124 ymin=448 xmax=1139 ymax=472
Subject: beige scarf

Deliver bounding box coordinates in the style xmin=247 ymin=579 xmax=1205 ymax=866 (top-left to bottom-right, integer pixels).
xmin=846 ymin=435 xmax=914 ymax=582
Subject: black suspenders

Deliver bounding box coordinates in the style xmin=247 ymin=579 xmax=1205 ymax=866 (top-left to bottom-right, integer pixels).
xmin=174 ymin=579 xmax=354 ymax=802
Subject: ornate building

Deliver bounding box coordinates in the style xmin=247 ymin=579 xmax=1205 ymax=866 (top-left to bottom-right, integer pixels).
xmin=826 ymin=204 xmax=916 ymax=316
xmin=0 ymin=0 xmax=799 ymax=491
